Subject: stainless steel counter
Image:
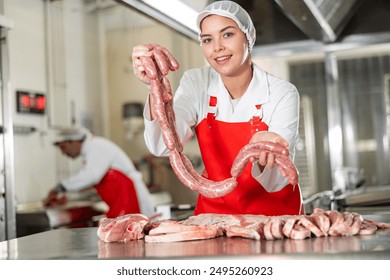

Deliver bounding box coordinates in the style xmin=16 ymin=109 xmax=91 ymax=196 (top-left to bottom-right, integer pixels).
xmin=1 ymin=226 xmax=390 ymax=260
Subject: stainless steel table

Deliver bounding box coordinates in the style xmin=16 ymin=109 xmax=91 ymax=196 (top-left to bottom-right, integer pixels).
xmin=1 ymin=226 xmax=390 ymax=260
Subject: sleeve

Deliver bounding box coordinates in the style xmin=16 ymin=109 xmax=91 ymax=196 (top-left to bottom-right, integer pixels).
xmin=268 ymin=85 xmax=300 ymax=156
xmin=143 ymin=70 xmax=200 ymax=156
xmin=61 ymin=141 xmax=112 ymax=192
xmin=252 ymin=85 xmax=300 ymax=192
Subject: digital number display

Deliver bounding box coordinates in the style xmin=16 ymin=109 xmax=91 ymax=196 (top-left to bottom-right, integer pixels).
xmin=16 ymin=91 xmax=46 ymax=114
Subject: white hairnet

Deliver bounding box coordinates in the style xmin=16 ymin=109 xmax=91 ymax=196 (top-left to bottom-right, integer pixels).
xmin=53 ymin=126 xmax=90 ymax=145
xmin=197 ymin=1 xmax=256 ymax=52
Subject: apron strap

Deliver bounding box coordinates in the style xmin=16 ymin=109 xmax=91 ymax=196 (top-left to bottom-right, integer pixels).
xmin=207 ymin=96 xmax=217 ymax=127
xmin=251 ymin=104 xmax=268 ymax=135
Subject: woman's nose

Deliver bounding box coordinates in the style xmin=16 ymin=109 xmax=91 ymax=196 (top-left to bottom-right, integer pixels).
xmin=213 ymin=38 xmax=224 ymax=52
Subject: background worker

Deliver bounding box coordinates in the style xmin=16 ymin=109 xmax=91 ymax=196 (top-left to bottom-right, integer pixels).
xmin=43 ymin=126 xmax=155 ymax=218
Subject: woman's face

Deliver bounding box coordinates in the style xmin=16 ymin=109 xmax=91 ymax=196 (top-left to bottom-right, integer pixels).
xmin=199 ymin=15 xmax=250 ymax=77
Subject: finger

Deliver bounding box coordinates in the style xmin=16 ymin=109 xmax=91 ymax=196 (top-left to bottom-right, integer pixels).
xmin=152 ymin=49 xmax=170 ymax=76
xmin=133 ymin=67 xmax=148 ymax=83
xmin=266 ymin=153 xmax=275 ymax=169
xmin=140 ymin=56 xmax=158 ymax=79
xmin=133 ymin=64 xmax=145 ymax=75
xmin=132 ymin=57 xmax=143 ymax=73
xmin=133 ymin=58 xmax=144 ymax=67
xmin=258 ymin=151 xmax=267 ymax=166
xmin=275 ymin=137 xmax=289 ymax=148
xmin=279 ymin=166 xmax=288 ymax=177
xmin=132 ymin=45 xmax=152 ymax=58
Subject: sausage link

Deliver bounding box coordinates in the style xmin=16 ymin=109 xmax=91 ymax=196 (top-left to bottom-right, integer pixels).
xmin=274 ymin=155 xmax=299 ymax=187
xmin=170 ymin=149 xmax=237 ymax=198
xmin=197 ymin=178 xmax=237 ymax=198
xmin=150 ymin=80 xmax=176 ymax=150
xmin=180 ymin=153 xmax=237 ymax=197
xmin=152 ymin=49 xmax=170 ymax=76
xmin=148 ymin=44 xmax=180 ymax=71
xmin=169 ymin=149 xmax=208 ymax=191
xmin=140 ymin=56 xmax=158 ymax=79
xmin=240 ymin=141 xmax=289 ymax=156
xmin=161 ymin=76 xmax=173 ymax=103
xmin=230 ymin=142 xmax=298 ymax=186
xmin=165 ymin=101 xmax=183 ymax=152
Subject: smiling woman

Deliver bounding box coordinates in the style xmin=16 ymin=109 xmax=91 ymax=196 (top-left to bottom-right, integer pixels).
xmin=131 ymin=0 xmax=304 ymax=216
xmin=196 ymin=1 xmax=255 ymax=94
xmin=198 ymin=15 xmax=252 ymax=98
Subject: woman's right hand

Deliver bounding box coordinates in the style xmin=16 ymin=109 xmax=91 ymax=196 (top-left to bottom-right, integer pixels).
xmin=131 ymin=44 xmax=180 ymax=86
xmin=132 ymin=44 xmax=154 ymax=85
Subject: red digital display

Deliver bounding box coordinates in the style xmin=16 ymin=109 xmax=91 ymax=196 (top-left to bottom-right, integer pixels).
xmin=16 ymin=91 xmax=46 ymax=114
xmin=35 ymin=95 xmax=46 ymax=110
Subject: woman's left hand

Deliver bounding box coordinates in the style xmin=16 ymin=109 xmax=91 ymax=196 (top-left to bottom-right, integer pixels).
xmin=249 ymin=131 xmax=289 ymax=169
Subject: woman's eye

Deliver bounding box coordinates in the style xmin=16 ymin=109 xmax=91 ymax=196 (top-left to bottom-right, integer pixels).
xmin=223 ymin=32 xmax=233 ymax=38
xmin=202 ymin=38 xmax=211 ymax=44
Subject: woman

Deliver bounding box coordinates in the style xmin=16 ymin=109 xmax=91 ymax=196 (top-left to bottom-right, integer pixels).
xmin=132 ymin=1 xmax=303 ymax=215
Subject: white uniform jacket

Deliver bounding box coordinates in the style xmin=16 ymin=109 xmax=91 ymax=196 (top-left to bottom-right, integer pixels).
xmin=61 ymin=134 xmax=155 ymax=216
xmin=144 ymin=64 xmax=300 ymax=192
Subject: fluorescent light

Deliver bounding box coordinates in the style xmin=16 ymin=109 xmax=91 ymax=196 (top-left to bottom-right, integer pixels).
xmin=142 ymin=0 xmax=198 ymax=32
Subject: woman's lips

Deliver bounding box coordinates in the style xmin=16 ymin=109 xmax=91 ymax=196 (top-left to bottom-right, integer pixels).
xmin=214 ymin=55 xmax=232 ymax=64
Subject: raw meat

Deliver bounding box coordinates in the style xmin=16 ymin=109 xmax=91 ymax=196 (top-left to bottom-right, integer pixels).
xmin=97 ymin=209 xmax=390 ymax=243
xmin=97 ymin=213 xmax=149 ymax=242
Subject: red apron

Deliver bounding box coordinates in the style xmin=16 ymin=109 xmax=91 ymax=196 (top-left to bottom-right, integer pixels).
xmin=94 ymin=168 xmax=141 ymax=218
xmin=194 ymin=96 xmax=302 ymax=215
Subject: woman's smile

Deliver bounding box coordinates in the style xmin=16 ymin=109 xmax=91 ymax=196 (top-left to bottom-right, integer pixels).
xmin=200 ymin=15 xmax=250 ymax=78
xmin=215 ymin=54 xmax=232 ymax=64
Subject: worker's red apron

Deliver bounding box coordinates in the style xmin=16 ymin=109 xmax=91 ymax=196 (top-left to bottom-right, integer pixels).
xmin=94 ymin=168 xmax=141 ymax=218
xmin=194 ymin=96 xmax=302 ymax=215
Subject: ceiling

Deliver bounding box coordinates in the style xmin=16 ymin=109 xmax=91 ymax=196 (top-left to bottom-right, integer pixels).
xmin=115 ymin=0 xmax=390 ymax=50
xmin=226 ymin=0 xmax=390 ymax=45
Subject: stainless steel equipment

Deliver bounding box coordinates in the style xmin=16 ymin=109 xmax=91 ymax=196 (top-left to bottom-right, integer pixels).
xmin=274 ymin=0 xmax=363 ymax=42
xmin=16 ymin=201 xmax=105 ymax=237
xmin=155 ymin=203 xmax=195 ymax=220
xmin=336 ymin=185 xmax=390 ymax=214
xmin=304 ymin=185 xmax=390 ymax=215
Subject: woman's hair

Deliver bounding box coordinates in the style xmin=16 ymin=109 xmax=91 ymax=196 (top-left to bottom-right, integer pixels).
xmin=196 ymin=1 xmax=256 ymax=52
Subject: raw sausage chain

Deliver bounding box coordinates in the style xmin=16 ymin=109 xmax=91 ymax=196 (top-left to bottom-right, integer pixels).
xmin=139 ymin=44 xmax=298 ymax=198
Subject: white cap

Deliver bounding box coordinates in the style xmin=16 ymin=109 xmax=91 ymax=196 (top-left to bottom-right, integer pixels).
xmin=197 ymin=1 xmax=256 ymax=52
xmin=53 ymin=126 xmax=89 ymax=145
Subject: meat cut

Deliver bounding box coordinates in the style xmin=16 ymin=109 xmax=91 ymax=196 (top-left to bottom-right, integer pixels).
xmin=97 ymin=213 xmax=149 ymax=242
xmin=97 ymin=208 xmax=390 ymax=243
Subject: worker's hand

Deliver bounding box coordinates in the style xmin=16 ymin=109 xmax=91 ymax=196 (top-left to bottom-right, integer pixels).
xmin=42 ymin=188 xmax=68 ymax=207
xmin=131 ymin=44 xmax=154 ymax=86
xmin=132 ymin=44 xmax=179 ymax=86
xmin=249 ymin=131 xmax=289 ymax=170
